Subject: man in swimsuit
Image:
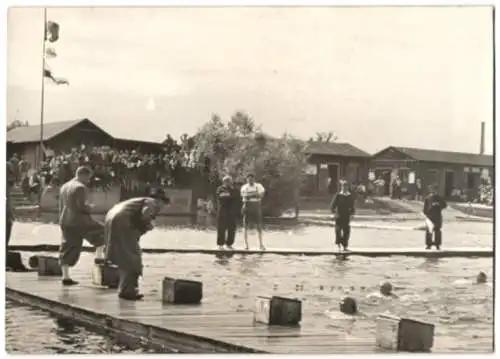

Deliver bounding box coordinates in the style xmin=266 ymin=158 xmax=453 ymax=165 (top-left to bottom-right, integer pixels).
xmin=240 ymin=173 xmax=266 ymax=250
xmin=104 ymin=188 xmax=170 ymax=300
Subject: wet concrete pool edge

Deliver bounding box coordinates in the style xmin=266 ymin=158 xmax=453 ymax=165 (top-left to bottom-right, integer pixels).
xmin=8 ymin=245 xmax=494 ymax=258
xmin=6 ymin=286 xmax=264 ymax=354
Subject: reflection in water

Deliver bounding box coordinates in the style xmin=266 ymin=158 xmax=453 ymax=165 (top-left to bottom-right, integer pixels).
xmin=214 ymin=251 xmax=235 ymax=266
xmin=331 ymin=255 xmax=352 ymax=275
xmin=419 ymin=257 xmax=442 ymax=269
xmin=55 ymin=317 xmax=78 ymax=334
xmin=6 ymin=301 xmax=145 ymax=354
xmin=236 ymin=254 xmax=266 ymax=276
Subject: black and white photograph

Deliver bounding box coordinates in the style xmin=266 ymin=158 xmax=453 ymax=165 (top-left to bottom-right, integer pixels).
xmin=4 ymin=3 xmax=495 ymax=354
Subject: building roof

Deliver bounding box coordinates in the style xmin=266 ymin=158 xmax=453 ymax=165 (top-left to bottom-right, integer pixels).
xmin=378 ymin=146 xmax=494 ymax=167
xmin=6 ymin=119 xmax=92 ymax=144
xmin=114 ymin=137 xmax=164 ymax=146
xmin=304 ymin=141 xmax=371 ymax=158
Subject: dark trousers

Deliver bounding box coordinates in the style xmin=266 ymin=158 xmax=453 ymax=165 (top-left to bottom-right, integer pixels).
xmin=335 ymin=219 xmax=351 ymax=248
xmin=217 ymin=216 xmax=236 ymax=246
xmin=425 ymin=227 xmax=442 ymax=248
xmin=59 ymin=224 xmax=105 ymax=267
xmin=118 ymin=269 xmax=140 ymax=297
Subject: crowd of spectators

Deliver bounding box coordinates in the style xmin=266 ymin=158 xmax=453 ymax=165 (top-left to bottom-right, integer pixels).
xmin=7 ymin=144 xmax=198 ymax=200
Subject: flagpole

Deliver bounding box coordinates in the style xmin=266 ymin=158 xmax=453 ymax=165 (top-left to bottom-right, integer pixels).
xmin=38 ymin=7 xmax=47 ymax=170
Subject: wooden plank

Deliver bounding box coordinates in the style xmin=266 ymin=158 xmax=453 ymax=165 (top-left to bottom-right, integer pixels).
xmin=8 ymin=245 xmax=493 ymax=257
xmin=5 ymin=272 xmax=382 ymax=353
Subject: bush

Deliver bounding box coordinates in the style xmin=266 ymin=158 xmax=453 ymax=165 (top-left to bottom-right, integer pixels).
xmin=193 ymin=112 xmax=308 ymax=216
xmin=478 ymin=183 xmax=493 ymax=205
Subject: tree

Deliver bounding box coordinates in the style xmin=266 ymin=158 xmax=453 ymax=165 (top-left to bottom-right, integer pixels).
xmin=7 ymin=120 xmax=29 ymax=132
xmin=193 ymin=111 xmax=308 ymax=215
xmin=309 ymin=131 xmax=338 ymax=143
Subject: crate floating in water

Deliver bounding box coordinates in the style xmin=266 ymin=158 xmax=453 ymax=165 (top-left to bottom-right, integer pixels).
xmin=162 ymin=277 xmax=203 ymax=304
xmin=37 ymin=256 xmax=62 ymax=276
xmin=254 ymin=296 xmax=302 ymax=326
xmin=376 ymin=313 xmax=435 ymax=352
xmin=92 ymin=259 xmax=120 ymax=288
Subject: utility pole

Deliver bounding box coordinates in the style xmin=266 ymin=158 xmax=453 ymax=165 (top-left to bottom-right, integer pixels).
xmin=37 ymin=7 xmax=47 ymax=169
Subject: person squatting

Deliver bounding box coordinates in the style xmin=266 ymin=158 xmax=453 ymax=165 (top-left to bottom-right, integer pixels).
xmin=330 ymin=179 xmax=356 ymax=252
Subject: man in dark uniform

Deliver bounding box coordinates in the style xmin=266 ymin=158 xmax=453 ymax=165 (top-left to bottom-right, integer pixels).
xmin=104 ymin=188 xmax=169 ymax=300
xmin=330 ymin=179 xmax=355 ymax=252
xmin=59 ymin=166 xmax=105 ymax=286
xmin=215 ymin=175 xmax=239 ymax=250
xmin=423 ymin=184 xmax=447 ymax=250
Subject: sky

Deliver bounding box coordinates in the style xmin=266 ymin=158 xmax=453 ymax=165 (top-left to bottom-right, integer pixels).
xmin=7 ymin=6 xmax=494 ymax=154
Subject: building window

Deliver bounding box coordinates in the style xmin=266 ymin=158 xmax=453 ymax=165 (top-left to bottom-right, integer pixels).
xmin=466 ymin=172 xmax=476 ymax=190
xmin=399 ymin=169 xmax=409 ymax=183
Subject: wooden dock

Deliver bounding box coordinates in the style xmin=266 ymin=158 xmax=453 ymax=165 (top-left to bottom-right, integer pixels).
xmin=6 ymin=272 xmax=380 ymax=353
xmin=7 ymin=245 xmax=493 ymax=258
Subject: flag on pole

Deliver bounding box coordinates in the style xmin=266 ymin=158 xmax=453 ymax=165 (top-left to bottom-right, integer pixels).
xmin=43 ymin=19 xmax=69 ymax=86
xmin=45 ymin=21 xmax=59 ymax=42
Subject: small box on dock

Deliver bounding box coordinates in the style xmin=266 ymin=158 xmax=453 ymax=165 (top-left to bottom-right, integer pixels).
xmin=37 ymin=256 xmax=62 ymax=276
xmin=92 ymin=260 xmax=120 ymax=288
xmin=6 ymin=251 xmax=27 ymax=272
xmin=254 ymin=296 xmax=302 ymax=326
xmin=162 ymin=277 xmax=203 ymax=304
xmin=376 ymin=313 xmax=435 ymax=352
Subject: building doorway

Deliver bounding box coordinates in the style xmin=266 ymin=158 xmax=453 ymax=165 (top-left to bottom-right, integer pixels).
xmin=444 ymin=171 xmax=454 ymax=198
xmin=382 ymin=171 xmax=391 ymax=196
xmin=328 ymin=164 xmax=340 ymax=194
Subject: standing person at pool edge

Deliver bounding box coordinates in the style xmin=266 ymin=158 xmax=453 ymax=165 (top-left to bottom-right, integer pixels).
xmin=58 ymin=166 xmax=106 ymax=286
xmin=330 ymin=179 xmax=355 ymax=252
xmin=215 ymin=175 xmax=239 ymax=250
xmin=423 ymin=184 xmax=447 ymax=250
xmin=104 ymin=188 xmax=169 ymax=300
xmin=6 ymin=162 xmax=15 ymax=250
xmin=240 ymin=173 xmax=266 ymax=251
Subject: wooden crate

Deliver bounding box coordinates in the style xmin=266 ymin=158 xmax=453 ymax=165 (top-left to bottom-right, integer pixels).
xmin=92 ymin=261 xmax=120 ymax=288
xmin=376 ymin=314 xmax=435 ymax=352
xmin=162 ymin=277 xmax=203 ymax=304
xmin=6 ymin=251 xmax=26 ymax=272
xmin=37 ymin=256 xmax=62 ymax=277
xmin=254 ymin=296 xmax=302 ymax=326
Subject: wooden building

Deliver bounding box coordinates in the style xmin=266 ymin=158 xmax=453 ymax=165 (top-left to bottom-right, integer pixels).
xmin=302 ymin=141 xmax=371 ymax=196
xmin=6 ymin=119 xmax=165 ymax=168
xmin=7 ymin=119 xmax=115 ymax=167
xmin=371 ymin=146 xmax=494 ymax=199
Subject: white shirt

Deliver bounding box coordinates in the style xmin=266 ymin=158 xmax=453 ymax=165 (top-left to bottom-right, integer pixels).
xmin=241 ymin=182 xmax=265 ymax=203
